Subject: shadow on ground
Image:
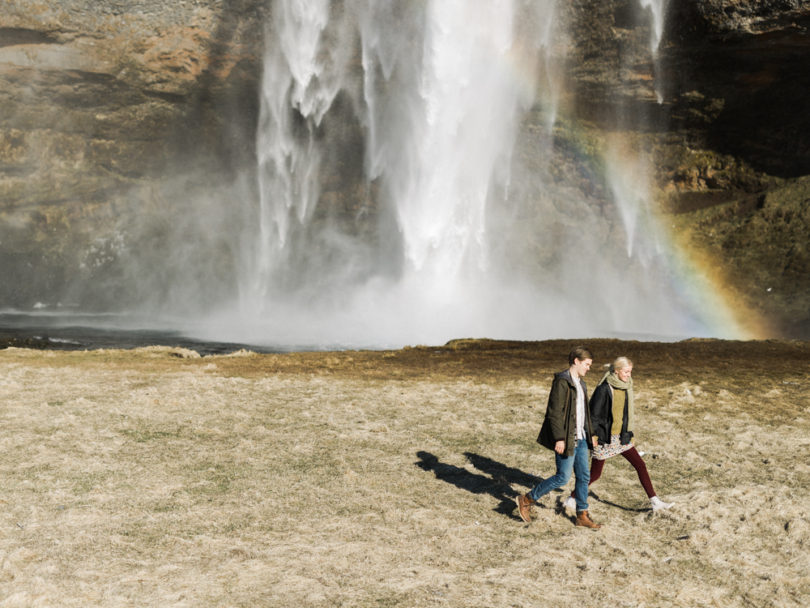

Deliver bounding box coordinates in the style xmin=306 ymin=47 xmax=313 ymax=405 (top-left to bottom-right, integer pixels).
xmin=588 ymin=491 xmax=648 ymax=513
xmin=415 ymin=450 xmax=566 ymax=520
xmin=415 ymin=451 xmax=650 ymax=520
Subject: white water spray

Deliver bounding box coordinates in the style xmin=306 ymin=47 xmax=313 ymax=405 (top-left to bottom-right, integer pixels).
xmin=218 ymin=0 xmax=726 ymax=347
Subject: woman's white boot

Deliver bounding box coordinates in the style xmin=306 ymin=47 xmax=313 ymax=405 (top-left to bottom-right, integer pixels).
xmin=650 ymin=496 xmax=673 ymax=511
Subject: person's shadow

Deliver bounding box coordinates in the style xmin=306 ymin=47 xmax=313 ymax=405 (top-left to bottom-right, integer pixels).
xmin=414 ymin=451 xmax=647 ymax=519
xmin=586 ymin=491 xmax=647 ymax=513
xmin=414 ymin=450 xmax=564 ymax=520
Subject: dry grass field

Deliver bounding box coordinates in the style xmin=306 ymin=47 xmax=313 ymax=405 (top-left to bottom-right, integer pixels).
xmin=1 ymin=338 xmax=809 ymax=607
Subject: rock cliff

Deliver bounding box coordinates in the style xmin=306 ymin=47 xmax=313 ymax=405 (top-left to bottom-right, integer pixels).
xmin=0 ymin=0 xmax=263 ymax=310
xmin=1 ymin=0 xmax=808 ymax=337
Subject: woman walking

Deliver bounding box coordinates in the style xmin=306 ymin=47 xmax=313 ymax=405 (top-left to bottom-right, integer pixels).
xmin=564 ymin=356 xmax=673 ymax=512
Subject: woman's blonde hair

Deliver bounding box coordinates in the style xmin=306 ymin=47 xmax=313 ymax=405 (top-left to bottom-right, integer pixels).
xmin=609 ymin=356 xmax=633 ymax=372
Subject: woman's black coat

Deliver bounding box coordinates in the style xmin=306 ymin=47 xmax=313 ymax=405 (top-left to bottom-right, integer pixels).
xmin=589 ymin=381 xmax=633 ymax=446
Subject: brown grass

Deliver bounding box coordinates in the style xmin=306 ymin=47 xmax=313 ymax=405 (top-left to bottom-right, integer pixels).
xmin=1 ymin=339 xmax=809 ymax=607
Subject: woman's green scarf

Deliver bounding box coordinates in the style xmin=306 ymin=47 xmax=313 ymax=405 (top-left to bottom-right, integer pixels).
xmin=598 ymin=370 xmax=634 ymax=432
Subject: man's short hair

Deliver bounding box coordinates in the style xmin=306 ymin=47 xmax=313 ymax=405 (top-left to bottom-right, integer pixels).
xmin=568 ymin=346 xmax=593 ymax=365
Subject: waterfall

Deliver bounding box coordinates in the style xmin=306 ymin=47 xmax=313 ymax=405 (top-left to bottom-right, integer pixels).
xmin=248 ymin=0 xmax=354 ymax=310
xmin=363 ymin=1 xmax=533 ymax=278
xmin=226 ymin=0 xmax=730 ymax=347
xmin=639 ymin=0 xmax=669 ymax=103
xmin=639 ymin=0 xmax=668 ymax=53
xmin=606 ymin=144 xmax=651 ymax=258
xmin=606 ymin=0 xmax=670 ymax=260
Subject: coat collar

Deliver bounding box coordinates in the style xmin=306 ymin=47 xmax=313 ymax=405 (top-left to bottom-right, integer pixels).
xmin=557 ymin=369 xmax=586 ymax=389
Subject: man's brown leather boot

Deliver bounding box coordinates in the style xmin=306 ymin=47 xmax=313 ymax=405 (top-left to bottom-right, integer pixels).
xmin=516 ymin=494 xmax=535 ymax=523
xmin=575 ymin=510 xmax=601 ymax=529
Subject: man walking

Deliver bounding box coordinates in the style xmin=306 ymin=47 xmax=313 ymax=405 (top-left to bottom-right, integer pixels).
xmin=516 ymin=346 xmax=601 ymax=528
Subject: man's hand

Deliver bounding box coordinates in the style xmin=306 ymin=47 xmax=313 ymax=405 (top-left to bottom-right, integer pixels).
xmin=592 ymin=435 xmax=598 ymax=448
xmin=554 ymin=440 xmax=565 ymax=454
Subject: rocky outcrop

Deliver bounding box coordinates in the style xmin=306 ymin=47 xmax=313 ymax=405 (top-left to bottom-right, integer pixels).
xmin=1 ymin=0 xmax=809 ymax=337
xmin=0 ymin=0 xmax=263 ymax=308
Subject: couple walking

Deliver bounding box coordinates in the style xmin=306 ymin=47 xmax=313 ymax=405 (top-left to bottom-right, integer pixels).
xmin=516 ymin=346 xmax=673 ymax=527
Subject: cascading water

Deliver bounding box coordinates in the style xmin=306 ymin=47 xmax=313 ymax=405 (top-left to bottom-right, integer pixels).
xmin=372 ymin=2 xmax=518 ymax=277
xmin=639 ymin=0 xmax=669 ymax=103
xmin=351 ymin=0 xmax=550 ymax=337
xmin=248 ymin=0 xmax=354 ymax=309
xmin=217 ymin=0 xmax=736 ymax=348
xmin=605 ymin=0 xmax=669 ymax=262
xmin=640 ymin=0 xmax=668 ymax=52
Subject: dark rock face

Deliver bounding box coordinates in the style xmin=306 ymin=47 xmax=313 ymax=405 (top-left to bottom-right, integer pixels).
xmin=666 ymin=1 xmax=810 ymax=178
xmin=1 ymin=0 xmax=809 ymax=337
xmin=661 ymin=1 xmax=810 ymax=337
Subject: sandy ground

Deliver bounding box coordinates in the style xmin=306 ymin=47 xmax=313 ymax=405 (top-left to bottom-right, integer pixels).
xmin=0 ymin=338 xmax=808 ymax=607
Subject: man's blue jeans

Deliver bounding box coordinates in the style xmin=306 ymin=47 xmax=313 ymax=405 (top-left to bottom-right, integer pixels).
xmin=527 ymin=439 xmax=590 ymax=512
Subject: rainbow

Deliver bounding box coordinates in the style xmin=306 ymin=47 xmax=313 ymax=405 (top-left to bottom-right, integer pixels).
xmin=536 ymin=103 xmax=770 ymax=340
xmin=488 ymin=4 xmax=775 ymax=341
xmin=665 ymin=234 xmax=773 ymax=340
